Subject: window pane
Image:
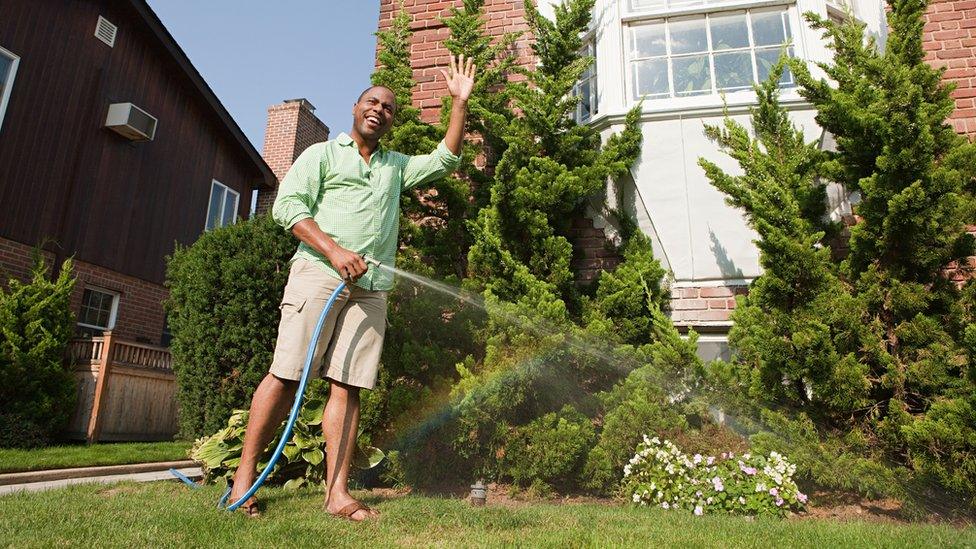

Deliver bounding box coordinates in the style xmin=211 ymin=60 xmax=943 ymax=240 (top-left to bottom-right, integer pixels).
xmin=206 ymin=183 xmax=224 ymax=231
xmin=591 ymin=78 xmax=599 ymax=116
xmin=710 ymin=12 xmax=749 ymax=50
xmin=0 ymin=54 xmax=11 ymax=98
xmin=79 ymin=289 xmax=115 ymax=329
xmin=752 ymin=10 xmax=789 ymax=47
xmin=580 ymin=80 xmax=592 ymax=121
xmin=714 ymin=51 xmax=754 ymax=90
xmin=669 ymin=17 xmax=708 ymax=55
xmin=634 ymin=58 xmax=670 ymax=97
xmin=632 ymin=22 xmax=667 ymax=58
xmin=672 ymin=55 xmax=711 ymax=96
xmin=222 ymin=190 xmax=237 ymax=227
xmin=756 ymin=47 xmax=795 ymax=86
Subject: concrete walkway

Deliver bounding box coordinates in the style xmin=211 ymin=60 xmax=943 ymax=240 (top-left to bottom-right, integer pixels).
xmin=0 ymin=461 xmax=202 ymax=496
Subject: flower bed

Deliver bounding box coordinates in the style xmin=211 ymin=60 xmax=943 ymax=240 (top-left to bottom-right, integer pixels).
xmin=624 ymin=436 xmax=807 ymax=517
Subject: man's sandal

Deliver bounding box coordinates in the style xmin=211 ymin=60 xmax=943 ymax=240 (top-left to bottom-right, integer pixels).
xmin=236 ymin=497 xmax=261 ymax=518
xmin=328 ymin=501 xmax=375 ymax=521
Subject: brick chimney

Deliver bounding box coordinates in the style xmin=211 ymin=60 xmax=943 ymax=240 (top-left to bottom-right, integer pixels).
xmin=255 ymin=98 xmax=330 ymax=215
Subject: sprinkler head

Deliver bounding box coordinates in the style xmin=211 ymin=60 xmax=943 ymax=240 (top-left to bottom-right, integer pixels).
xmin=469 ymin=480 xmax=487 ymax=506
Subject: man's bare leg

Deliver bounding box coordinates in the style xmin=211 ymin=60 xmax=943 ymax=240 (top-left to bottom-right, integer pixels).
xmin=228 ymin=373 xmax=297 ymax=509
xmin=323 ymin=379 xmax=377 ymax=520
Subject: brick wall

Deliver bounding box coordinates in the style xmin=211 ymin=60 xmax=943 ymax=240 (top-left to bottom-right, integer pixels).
xmin=0 ymin=236 xmax=55 ymax=285
xmin=255 ymin=98 xmax=330 ymax=215
xmin=568 ymin=217 xmax=622 ymax=284
xmin=0 ymin=236 xmax=167 ymax=345
xmin=669 ymin=284 xmax=749 ymax=326
xmin=377 ymin=0 xmax=533 ymax=124
xmin=923 ymin=0 xmax=976 ymax=136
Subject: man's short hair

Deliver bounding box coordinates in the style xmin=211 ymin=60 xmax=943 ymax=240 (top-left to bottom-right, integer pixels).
xmin=357 ymin=85 xmax=397 ymax=111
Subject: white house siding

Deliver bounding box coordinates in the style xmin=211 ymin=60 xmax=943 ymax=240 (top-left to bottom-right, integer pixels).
xmin=576 ymin=0 xmax=886 ymax=339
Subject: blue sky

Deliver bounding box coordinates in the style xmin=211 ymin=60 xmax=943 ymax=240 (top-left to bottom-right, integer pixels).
xmin=147 ymin=1 xmax=381 ymax=150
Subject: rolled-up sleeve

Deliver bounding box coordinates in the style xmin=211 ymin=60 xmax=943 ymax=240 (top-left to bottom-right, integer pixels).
xmin=401 ymin=140 xmax=461 ymax=190
xmin=272 ymin=143 xmax=326 ymax=230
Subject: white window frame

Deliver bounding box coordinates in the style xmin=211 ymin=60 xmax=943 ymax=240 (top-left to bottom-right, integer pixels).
xmin=573 ymin=40 xmax=599 ymax=123
xmin=77 ymin=286 xmax=121 ymax=332
xmin=205 ymin=179 xmax=240 ymax=231
xmin=0 ymin=46 xmax=20 ymax=133
xmin=624 ymin=0 xmax=794 ymax=19
xmin=626 ymin=5 xmax=796 ymax=104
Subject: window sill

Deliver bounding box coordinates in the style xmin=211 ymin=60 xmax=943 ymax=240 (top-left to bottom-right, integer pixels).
xmin=588 ymin=87 xmax=808 ymax=129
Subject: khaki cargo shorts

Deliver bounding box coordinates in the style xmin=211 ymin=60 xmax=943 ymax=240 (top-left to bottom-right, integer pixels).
xmin=269 ymin=259 xmax=387 ymax=389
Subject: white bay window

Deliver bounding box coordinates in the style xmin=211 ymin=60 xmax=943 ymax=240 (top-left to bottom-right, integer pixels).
xmin=629 ymin=7 xmax=795 ymax=102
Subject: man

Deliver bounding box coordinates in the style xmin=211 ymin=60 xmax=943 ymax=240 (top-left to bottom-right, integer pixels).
xmin=229 ymin=54 xmax=476 ymax=520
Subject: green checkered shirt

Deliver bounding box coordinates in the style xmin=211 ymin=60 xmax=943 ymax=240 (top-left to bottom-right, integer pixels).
xmin=271 ymin=132 xmax=460 ymax=291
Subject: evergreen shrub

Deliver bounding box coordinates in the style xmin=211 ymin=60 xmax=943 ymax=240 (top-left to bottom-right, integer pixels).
xmin=0 ymin=256 xmax=75 ymax=448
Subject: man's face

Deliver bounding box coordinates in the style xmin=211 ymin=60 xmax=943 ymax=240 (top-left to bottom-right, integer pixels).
xmin=352 ymin=87 xmax=396 ymax=141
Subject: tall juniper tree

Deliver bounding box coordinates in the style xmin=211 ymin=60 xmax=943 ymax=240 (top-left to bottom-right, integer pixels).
xmin=705 ymin=0 xmax=976 ymax=503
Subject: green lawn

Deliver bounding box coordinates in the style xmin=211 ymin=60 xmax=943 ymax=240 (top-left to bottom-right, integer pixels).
xmin=0 ymin=441 xmax=191 ymax=473
xmin=0 ymin=482 xmax=972 ymax=548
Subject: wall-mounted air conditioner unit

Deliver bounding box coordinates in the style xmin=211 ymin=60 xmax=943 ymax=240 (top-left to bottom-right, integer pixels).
xmin=105 ymin=102 xmax=157 ymax=142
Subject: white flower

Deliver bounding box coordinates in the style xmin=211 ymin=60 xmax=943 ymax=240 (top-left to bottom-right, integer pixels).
xmin=738 ymin=496 xmax=746 ymax=505
xmin=694 ymin=506 xmax=703 ymax=516
xmin=661 ymin=502 xmax=670 ymax=509
xmin=633 ymin=493 xmax=641 ymax=503
xmin=756 ymin=482 xmax=767 ymax=492
xmin=693 ymin=454 xmax=702 ymax=464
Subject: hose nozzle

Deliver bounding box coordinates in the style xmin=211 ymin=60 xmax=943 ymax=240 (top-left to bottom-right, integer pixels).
xmin=362 ymin=255 xmax=382 ymax=268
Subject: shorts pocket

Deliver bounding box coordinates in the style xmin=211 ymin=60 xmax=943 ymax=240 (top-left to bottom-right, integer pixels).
xmin=280 ymin=297 xmax=307 ymax=314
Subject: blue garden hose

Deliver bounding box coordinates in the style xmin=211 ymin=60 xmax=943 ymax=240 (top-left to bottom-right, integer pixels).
xmin=220 ymin=278 xmax=348 ymax=512
xmin=172 ymin=257 xmax=381 ymax=511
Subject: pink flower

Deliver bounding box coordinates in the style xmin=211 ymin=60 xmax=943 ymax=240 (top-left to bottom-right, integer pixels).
xmin=797 ymin=492 xmax=808 ymax=504
xmin=769 ymin=487 xmax=779 ymax=497
xmin=775 ymin=498 xmax=784 ymax=507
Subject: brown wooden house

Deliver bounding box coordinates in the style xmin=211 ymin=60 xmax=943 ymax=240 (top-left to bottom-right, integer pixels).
xmin=0 ymin=0 xmax=275 ymax=346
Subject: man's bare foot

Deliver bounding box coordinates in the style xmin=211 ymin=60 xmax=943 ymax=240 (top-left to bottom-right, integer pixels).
xmin=229 ymin=476 xmax=260 ymax=517
xmin=325 ymin=492 xmax=379 ymax=522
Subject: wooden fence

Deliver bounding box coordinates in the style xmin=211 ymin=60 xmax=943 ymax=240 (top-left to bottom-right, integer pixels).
xmin=65 ymin=332 xmax=178 ymax=442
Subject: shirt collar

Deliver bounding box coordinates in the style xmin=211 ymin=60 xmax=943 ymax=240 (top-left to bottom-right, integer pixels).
xmin=336 ymin=132 xmax=385 ymax=156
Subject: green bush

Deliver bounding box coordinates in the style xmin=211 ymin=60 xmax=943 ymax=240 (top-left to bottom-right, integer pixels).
xmin=165 ymin=215 xmax=296 ymax=439
xmin=0 ymin=256 xmax=75 ymax=447
xmin=501 ymin=405 xmax=595 ymax=490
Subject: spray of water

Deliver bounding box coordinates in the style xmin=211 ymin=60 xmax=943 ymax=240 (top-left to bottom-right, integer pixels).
xmin=369 ymin=263 xmax=971 ymax=518
xmin=376 ymin=262 xmax=645 ymax=372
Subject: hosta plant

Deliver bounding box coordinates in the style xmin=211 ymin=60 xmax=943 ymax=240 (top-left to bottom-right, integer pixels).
xmin=624 ymin=436 xmax=807 ymax=517
xmin=190 ymin=379 xmax=384 ymax=490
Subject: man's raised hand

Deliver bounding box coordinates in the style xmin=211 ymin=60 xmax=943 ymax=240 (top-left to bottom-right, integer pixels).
xmin=440 ymin=53 xmax=476 ymax=103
